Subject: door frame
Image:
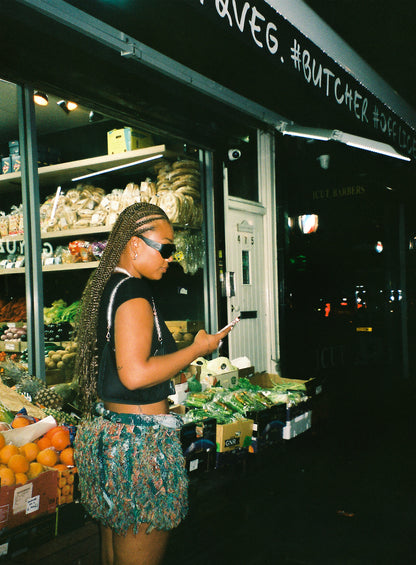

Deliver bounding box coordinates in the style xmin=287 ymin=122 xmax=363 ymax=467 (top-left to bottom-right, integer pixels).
xmin=223 ymin=130 xmax=279 ymax=373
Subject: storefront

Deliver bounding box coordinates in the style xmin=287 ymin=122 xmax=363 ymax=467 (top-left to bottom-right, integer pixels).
xmin=1 ymin=0 xmax=415 ymax=380
xmin=0 ymin=0 xmax=415 ymax=554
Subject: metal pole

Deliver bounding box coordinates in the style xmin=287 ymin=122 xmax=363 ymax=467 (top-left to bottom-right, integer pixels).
xmin=17 ymin=85 xmax=46 ymax=379
xmin=201 ymin=149 xmax=219 ymax=337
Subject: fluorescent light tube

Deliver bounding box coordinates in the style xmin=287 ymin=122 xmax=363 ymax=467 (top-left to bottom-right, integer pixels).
xmin=72 ymin=154 xmax=164 ymax=181
xmin=332 ymin=131 xmax=411 ymax=162
xmin=280 ymin=123 xmax=333 ymax=141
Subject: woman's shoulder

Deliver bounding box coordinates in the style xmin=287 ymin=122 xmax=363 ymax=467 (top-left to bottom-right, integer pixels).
xmin=110 ymin=275 xmax=153 ymax=304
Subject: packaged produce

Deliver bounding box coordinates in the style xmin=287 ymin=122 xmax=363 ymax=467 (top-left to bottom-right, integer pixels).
xmin=0 ymin=213 xmax=8 ymax=237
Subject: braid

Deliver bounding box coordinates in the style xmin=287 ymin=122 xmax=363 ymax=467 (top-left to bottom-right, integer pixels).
xmin=73 ymin=203 xmax=169 ymax=415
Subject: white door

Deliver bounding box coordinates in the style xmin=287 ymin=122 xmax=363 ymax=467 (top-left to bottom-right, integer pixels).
xmin=225 ymin=202 xmax=268 ymax=371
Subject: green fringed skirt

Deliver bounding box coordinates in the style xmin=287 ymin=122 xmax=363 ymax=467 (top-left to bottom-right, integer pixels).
xmin=74 ymin=405 xmax=188 ymax=535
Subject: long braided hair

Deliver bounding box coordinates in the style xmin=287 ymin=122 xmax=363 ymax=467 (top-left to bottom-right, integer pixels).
xmin=73 ymin=202 xmax=170 ymax=415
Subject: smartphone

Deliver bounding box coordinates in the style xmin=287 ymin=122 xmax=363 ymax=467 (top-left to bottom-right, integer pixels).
xmin=217 ymin=316 xmax=240 ymax=334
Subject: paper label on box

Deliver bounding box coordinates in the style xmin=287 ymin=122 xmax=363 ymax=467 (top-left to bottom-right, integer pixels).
xmin=26 ymin=495 xmax=40 ymax=515
xmin=0 ymin=504 xmax=9 ymax=525
xmin=189 ymin=459 xmax=199 ymax=472
xmin=13 ymin=482 xmax=33 ymax=514
xmin=0 ymin=542 xmax=8 ymax=557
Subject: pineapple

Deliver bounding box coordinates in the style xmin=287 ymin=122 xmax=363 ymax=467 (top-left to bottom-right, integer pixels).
xmin=15 ymin=375 xmax=48 ymax=402
xmin=34 ymin=387 xmax=64 ymax=410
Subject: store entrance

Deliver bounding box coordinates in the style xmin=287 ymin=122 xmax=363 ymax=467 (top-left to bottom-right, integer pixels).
xmin=224 ymin=200 xmax=268 ymax=371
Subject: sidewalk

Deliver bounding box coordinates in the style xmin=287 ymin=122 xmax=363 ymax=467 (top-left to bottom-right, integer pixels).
xmin=8 ymin=374 xmax=416 ymax=565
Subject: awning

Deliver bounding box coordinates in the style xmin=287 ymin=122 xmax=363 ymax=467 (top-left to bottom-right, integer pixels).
xmin=11 ymin=0 xmax=416 ymax=159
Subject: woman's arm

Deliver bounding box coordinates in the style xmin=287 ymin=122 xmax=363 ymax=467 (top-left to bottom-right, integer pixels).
xmin=114 ymin=297 xmax=229 ymax=390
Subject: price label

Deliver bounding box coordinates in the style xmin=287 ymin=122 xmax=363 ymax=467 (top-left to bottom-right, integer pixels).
xmin=189 ymin=459 xmax=199 ymax=472
xmin=26 ymin=495 xmax=40 ymax=515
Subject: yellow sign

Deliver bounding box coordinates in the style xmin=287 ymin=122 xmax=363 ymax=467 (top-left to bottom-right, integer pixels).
xmin=356 ymin=327 xmax=373 ymax=332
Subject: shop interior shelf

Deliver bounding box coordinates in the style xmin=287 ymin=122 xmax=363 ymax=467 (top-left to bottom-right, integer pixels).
xmin=1 ymin=226 xmax=110 ymax=243
xmin=0 ymin=261 xmax=99 ymax=276
xmin=0 ymin=144 xmax=168 ymax=192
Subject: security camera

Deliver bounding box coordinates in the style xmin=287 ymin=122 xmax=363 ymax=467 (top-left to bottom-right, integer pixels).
xmin=228 ymin=149 xmax=242 ymax=161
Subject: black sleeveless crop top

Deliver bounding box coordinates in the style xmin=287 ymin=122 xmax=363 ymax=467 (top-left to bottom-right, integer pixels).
xmin=97 ymin=274 xmax=177 ymax=404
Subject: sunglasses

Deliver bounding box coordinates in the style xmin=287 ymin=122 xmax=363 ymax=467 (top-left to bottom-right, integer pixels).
xmin=138 ymin=234 xmax=176 ymax=259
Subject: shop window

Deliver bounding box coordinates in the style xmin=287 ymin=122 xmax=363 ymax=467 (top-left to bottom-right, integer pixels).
xmin=1 ymin=82 xmax=212 ymax=383
xmin=226 ymin=133 xmax=258 ymax=201
xmin=0 ymin=79 xmax=29 ymax=368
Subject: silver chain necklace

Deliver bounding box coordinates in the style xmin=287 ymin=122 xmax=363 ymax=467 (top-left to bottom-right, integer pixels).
xmin=113 ymin=266 xmax=133 ymax=277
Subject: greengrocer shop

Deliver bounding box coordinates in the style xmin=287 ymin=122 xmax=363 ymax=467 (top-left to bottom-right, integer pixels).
xmin=0 ymin=0 xmax=415 ymax=558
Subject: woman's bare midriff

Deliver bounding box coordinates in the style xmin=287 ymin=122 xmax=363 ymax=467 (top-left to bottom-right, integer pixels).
xmin=104 ymin=399 xmax=169 ymax=415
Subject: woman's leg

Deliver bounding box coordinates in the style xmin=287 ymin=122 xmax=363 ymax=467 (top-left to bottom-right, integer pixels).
xmin=100 ymin=524 xmax=115 ymax=565
xmin=112 ymin=524 xmax=170 ymax=565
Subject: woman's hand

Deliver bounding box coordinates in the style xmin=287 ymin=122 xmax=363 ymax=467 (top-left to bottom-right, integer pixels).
xmin=193 ymin=325 xmax=233 ymax=357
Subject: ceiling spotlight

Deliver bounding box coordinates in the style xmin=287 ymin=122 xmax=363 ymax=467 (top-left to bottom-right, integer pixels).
xmin=33 ymin=91 xmax=49 ymax=106
xmin=89 ymin=110 xmax=104 ymax=123
xmin=57 ymin=100 xmax=78 ymax=113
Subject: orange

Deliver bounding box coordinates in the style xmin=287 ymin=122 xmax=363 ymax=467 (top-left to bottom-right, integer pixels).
xmin=19 ymin=442 xmax=40 ymax=462
xmin=8 ymin=454 xmax=29 ymax=474
xmin=0 ymin=434 xmax=5 ymax=450
xmin=15 ymin=472 xmax=28 ymax=485
xmin=11 ymin=415 xmax=31 ymax=429
xmin=0 ymin=444 xmax=19 ymax=465
xmin=51 ymin=429 xmax=70 ymax=451
xmin=59 ymin=447 xmax=74 ymax=467
xmin=53 ymin=463 xmax=68 ymax=472
xmin=45 ymin=426 xmax=61 ymax=440
xmin=61 ymin=484 xmax=71 ymax=496
xmin=0 ymin=467 xmax=15 ymax=486
xmin=36 ymin=436 xmax=52 ymax=451
xmin=36 ymin=448 xmax=58 ymax=467
xmin=27 ymin=461 xmax=44 ymax=480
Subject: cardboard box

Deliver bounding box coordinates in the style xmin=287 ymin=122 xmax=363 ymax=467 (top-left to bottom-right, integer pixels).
xmin=107 ymin=127 xmax=154 ymax=154
xmin=247 ymin=404 xmax=286 ymax=453
xmin=0 ymin=469 xmax=58 ymax=532
xmin=250 ymin=373 xmax=321 ymax=396
xmin=1 ymin=158 xmax=11 ymax=175
xmin=11 ymin=154 xmax=21 ymax=173
xmin=216 ymin=419 xmax=253 ymax=452
xmin=190 ymin=364 xmax=239 ymax=389
xmin=8 ymin=141 xmax=19 ymax=155
xmin=282 ymin=411 xmax=312 ymax=440
xmin=54 ymin=467 xmax=78 ymax=506
xmin=238 ymin=366 xmax=255 ymax=379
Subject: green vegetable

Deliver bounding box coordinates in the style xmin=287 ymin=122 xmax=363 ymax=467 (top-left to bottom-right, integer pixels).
xmin=0 ymin=400 xmax=14 ymax=424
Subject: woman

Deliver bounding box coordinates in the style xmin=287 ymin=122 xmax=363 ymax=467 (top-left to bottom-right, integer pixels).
xmin=74 ymin=202 xmax=232 ymax=565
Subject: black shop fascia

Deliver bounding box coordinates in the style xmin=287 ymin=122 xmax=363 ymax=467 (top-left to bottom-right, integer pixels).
xmin=2 ymin=0 xmax=416 ymax=161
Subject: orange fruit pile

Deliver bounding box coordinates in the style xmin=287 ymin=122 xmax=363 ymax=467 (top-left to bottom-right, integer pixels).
xmin=0 ymin=424 xmax=75 ymax=488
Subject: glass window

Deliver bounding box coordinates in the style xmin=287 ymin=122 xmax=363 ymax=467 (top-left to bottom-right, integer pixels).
xmin=0 ymin=79 xmax=29 ymax=369
xmin=226 ymin=132 xmax=258 ymax=201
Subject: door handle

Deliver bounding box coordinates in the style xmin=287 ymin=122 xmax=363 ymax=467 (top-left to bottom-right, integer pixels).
xmin=225 ymin=271 xmax=235 ymax=297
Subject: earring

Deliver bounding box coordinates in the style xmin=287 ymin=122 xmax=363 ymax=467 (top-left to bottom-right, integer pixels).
xmin=134 ymin=252 xmax=138 ymax=260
